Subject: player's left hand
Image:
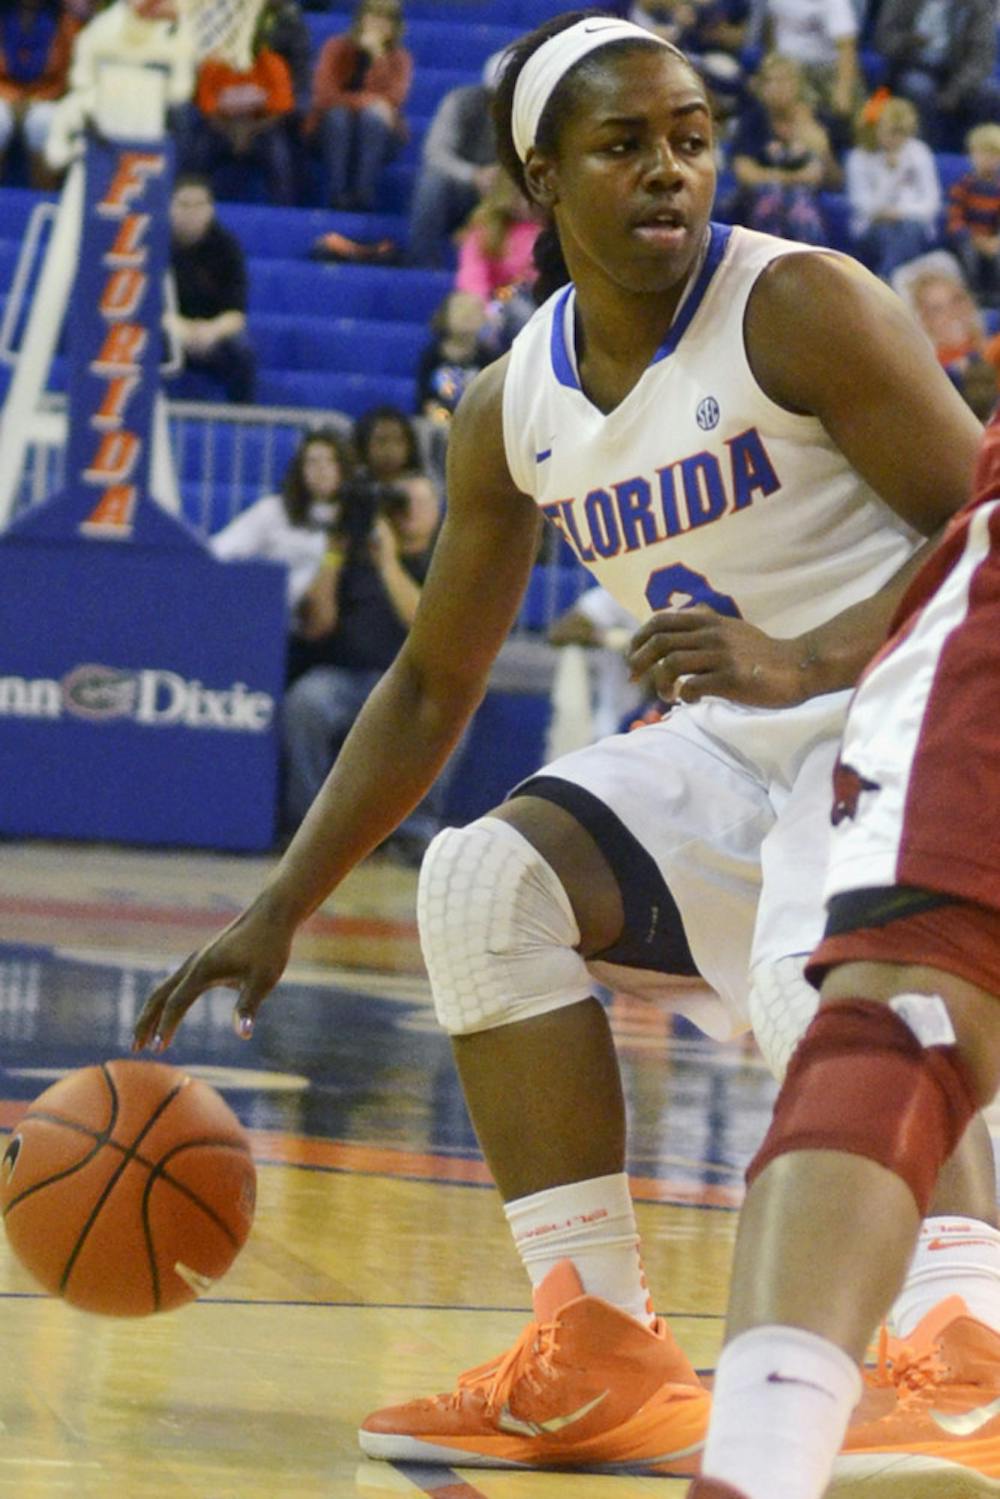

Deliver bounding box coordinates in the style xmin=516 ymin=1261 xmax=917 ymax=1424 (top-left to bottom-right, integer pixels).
xmin=133 ymin=898 xmax=295 ymax=1052
xmin=627 ymin=606 xmax=810 ymax=708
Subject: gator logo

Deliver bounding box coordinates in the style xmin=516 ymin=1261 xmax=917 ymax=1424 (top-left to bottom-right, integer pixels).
xmin=61 ymin=664 xmax=137 ymax=720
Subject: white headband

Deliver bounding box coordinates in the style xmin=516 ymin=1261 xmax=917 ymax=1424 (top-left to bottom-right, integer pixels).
xmin=511 ymin=17 xmax=671 ymax=163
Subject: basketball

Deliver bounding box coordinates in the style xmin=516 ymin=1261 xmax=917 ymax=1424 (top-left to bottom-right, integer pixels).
xmin=0 ymin=1059 xmax=256 ymax=1316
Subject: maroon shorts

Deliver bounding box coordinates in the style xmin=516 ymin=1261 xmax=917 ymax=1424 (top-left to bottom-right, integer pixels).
xmin=810 ymin=898 xmax=1000 ymax=997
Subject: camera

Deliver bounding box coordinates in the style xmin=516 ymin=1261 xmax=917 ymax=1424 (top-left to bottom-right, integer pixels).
xmin=334 ymin=476 xmax=410 ymax=556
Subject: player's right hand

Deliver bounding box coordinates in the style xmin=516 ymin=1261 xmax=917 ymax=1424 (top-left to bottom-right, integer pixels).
xmin=132 ymin=901 xmax=294 ymax=1052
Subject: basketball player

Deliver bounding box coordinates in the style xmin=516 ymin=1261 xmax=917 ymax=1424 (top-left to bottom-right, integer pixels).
xmin=686 ymin=418 xmax=1000 ymax=1499
xmin=135 ymin=13 xmax=994 ymax=1477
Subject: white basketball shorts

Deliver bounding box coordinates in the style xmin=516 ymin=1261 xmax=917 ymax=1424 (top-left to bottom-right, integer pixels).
xmin=514 ymin=689 xmax=851 ymax=1040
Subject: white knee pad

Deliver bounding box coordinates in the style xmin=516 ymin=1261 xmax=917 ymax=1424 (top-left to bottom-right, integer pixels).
xmin=747 ymin=955 xmax=821 ymax=1081
xmin=417 ymin=816 xmax=595 ymax=1036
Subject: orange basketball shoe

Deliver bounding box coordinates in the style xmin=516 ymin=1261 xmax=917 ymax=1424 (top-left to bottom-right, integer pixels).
xmin=684 ymin=1483 xmax=749 ymax=1498
xmin=359 ymin=1259 xmax=709 ymax=1471
xmin=834 ymin=1297 xmax=1000 ymax=1495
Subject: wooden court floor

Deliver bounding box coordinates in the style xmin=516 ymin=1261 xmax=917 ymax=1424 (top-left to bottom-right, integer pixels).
xmin=0 ymin=837 xmax=779 ymax=1498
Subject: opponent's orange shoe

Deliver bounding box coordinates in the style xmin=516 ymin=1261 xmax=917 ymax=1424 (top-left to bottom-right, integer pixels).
xmin=835 ymin=1296 xmax=1000 ymax=1495
xmin=359 ymin=1259 xmax=709 ymax=1471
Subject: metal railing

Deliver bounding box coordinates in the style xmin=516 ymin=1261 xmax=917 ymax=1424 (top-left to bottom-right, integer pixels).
xmin=11 ymin=395 xmax=353 ymax=536
xmin=8 ymin=394 xmax=593 ymax=637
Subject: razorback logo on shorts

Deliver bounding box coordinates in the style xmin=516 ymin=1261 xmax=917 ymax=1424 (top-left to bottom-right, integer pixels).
xmin=831 ymin=762 xmax=881 ymax=826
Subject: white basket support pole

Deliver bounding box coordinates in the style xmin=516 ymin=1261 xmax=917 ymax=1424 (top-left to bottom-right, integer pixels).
xmin=151 ymin=391 xmax=180 ymax=514
xmin=94 ymin=60 xmax=168 ymax=141
xmin=0 ymin=160 xmax=84 ymax=531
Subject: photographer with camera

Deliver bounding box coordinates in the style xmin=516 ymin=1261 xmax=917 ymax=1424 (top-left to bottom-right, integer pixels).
xmin=282 ymin=410 xmax=443 ymax=856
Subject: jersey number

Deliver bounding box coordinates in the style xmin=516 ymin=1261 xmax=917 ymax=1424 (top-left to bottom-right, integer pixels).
xmin=645 ymin=563 xmax=741 ymax=618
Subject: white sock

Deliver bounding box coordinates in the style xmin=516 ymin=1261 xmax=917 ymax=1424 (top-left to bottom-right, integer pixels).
xmin=891 ymin=1216 xmax=1000 ymax=1337
xmin=703 ymin=1326 xmax=862 ymax=1499
xmin=504 ymin=1172 xmax=654 ymax=1326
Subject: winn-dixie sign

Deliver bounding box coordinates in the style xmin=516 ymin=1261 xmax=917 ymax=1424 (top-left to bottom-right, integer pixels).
xmin=65 ymin=142 xmax=171 ymax=540
xmin=0 ymin=665 xmax=274 ymax=732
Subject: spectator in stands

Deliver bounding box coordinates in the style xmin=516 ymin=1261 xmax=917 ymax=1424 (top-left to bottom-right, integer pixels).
xmin=627 ymin=0 xmax=692 ymax=45
xmin=0 ymin=0 xmax=79 ymax=186
xmin=455 ymin=171 xmax=540 ymax=305
xmin=874 ymin=0 xmax=1000 ymax=151
xmin=728 ymin=52 xmax=836 ymax=244
xmin=281 ymin=454 xmax=444 ymax=856
xmin=762 ymin=0 xmax=861 ymax=144
xmin=253 ymin=0 xmax=310 ymax=198
xmin=449 ymin=174 xmax=541 ymax=361
xmin=258 ymin=0 xmax=310 ymax=109
xmin=406 ymin=51 xmax=503 ymax=269
xmin=166 ymin=173 xmax=257 ymax=404
xmin=947 ymin=123 xmax=1000 ymax=310
xmin=894 ymin=256 xmax=1000 ymax=415
xmin=846 ymin=94 xmax=940 ymax=281
xmin=417 ymin=289 xmax=492 ymax=482
xmin=183 ymin=31 xmax=295 ymax=204
xmin=629 ymin=0 xmax=750 ymax=131
xmin=417 ymin=289 xmax=491 ymax=425
xmin=352 ymin=403 xmax=426 ymax=490
xmin=209 ymin=428 xmax=355 ymax=631
xmin=306 ymin=0 xmax=412 ymax=212
xmin=629 ymin=0 xmax=751 ymax=57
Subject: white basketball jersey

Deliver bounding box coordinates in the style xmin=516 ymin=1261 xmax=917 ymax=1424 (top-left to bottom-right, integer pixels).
xmin=503 ymin=224 xmax=922 ymax=638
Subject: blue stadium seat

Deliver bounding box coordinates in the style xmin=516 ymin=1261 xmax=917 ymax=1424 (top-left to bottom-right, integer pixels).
xmin=513 ymin=0 xmax=567 ymax=24
xmin=256 ymin=367 xmax=417 ymax=415
xmin=396 ymin=0 xmax=526 ymax=21
xmin=220 ymin=203 xmax=408 ymax=256
xmin=348 ymin=0 xmax=549 ymax=22
xmin=397 ymin=120 xmax=433 ymax=166
xmin=250 ymin=314 xmax=427 ymax=376
xmin=247 ymin=260 xmax=451 ymax=322
xmin=376 ymin=162 xmax=418 ymax=213
xmin=407 ymin=67 xmax=481 ymax=115
xmin=165 ymin=367 xmax=228 ymax=404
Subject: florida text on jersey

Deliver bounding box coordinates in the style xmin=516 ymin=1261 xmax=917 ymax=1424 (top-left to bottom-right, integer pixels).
xmin=503 ymin=224 xmax=922 ymax=641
